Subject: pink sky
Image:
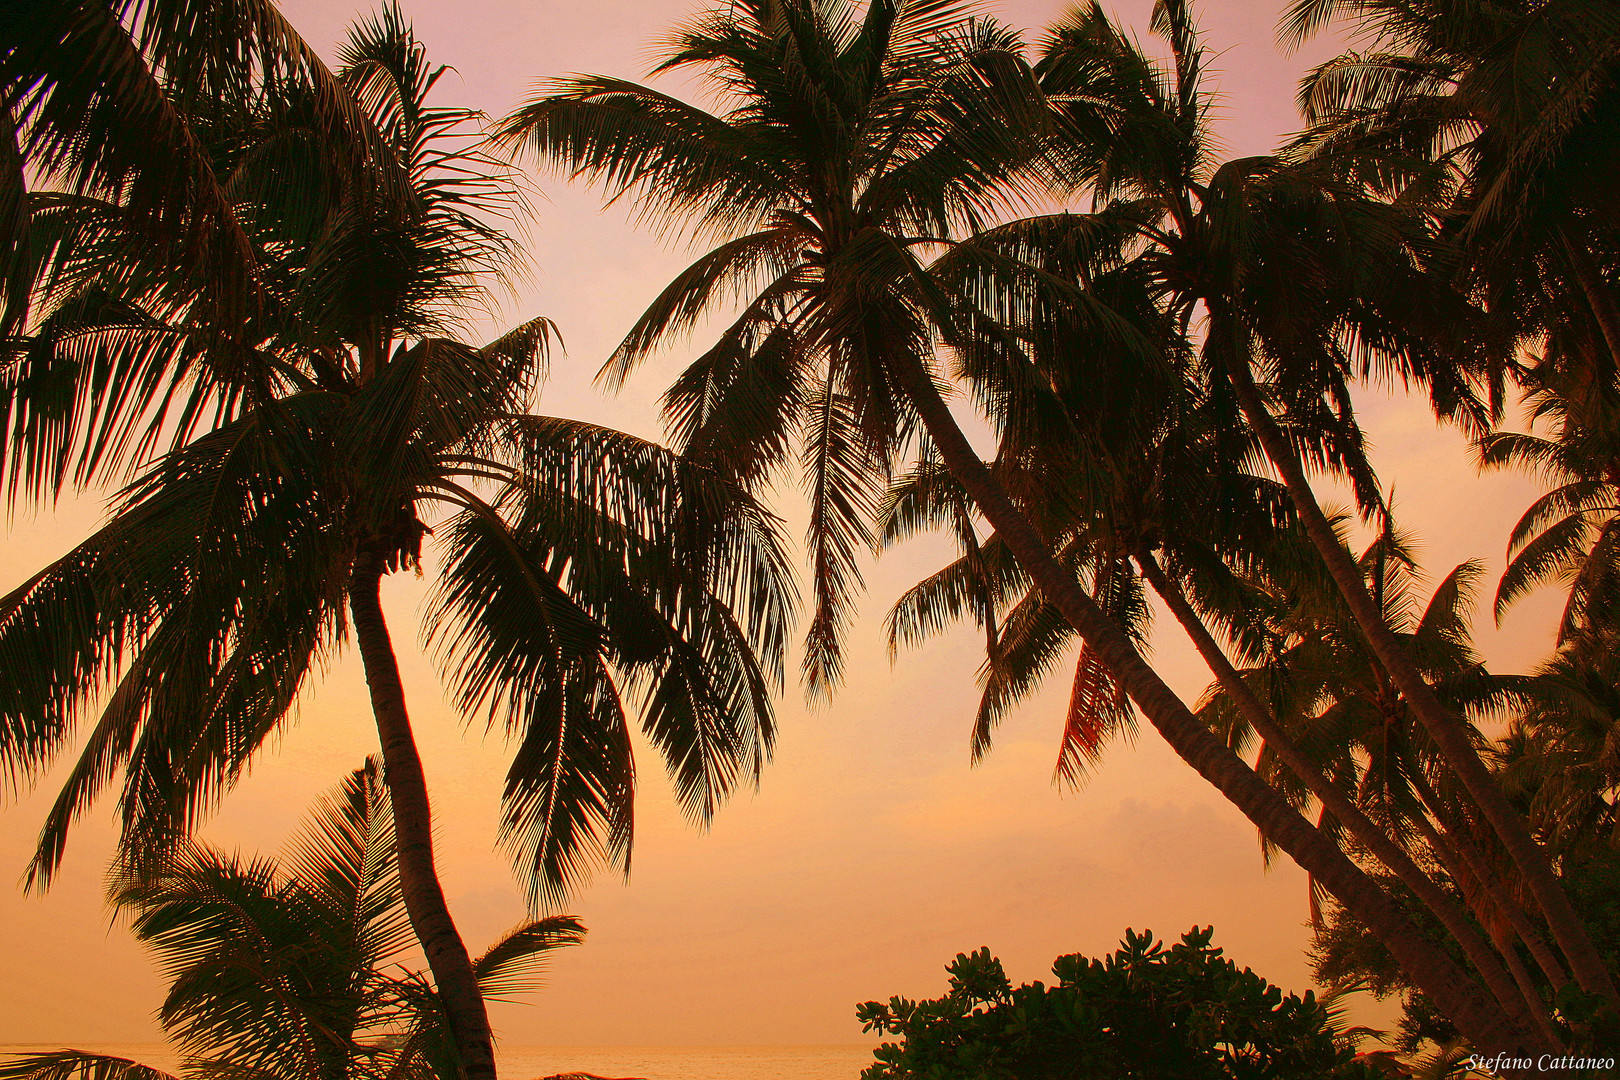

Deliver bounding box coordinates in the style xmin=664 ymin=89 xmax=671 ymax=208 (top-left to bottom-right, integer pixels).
xmin=0 ymin=0 xmax=1565 ymax=1051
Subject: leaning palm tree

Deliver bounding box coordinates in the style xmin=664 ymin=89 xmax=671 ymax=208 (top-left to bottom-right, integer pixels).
xmin=1021 ymin=0 xmax=1616 ymax=1014
xmin=496 ymin=0 xmax=1541 ymax=1053
xmin=0 ymin=10 xmax=791 ymax=1079
xmin=0 ymin=760 xmax=586 ymax=1080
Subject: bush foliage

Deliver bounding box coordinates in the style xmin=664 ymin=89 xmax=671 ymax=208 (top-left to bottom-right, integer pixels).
xmin=858 ymin=928 xmax=1384 ymax=1080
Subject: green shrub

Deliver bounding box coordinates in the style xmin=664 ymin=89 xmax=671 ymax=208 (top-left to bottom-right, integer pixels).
xmin=857 ymin=927 xmax=1383 ymax=1080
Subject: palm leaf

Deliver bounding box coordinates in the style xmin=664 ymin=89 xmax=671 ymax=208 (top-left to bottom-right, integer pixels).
xmin=427 ymin=494 xmax=628 ymax=907
xmin=282 ymin=759 xmax=414 ymax=976
xmin=1496 ymin=509 xmax=1594 ymax=620
xmin=800 ymin=382 xmax=883 ymax=695
xmin=0 ymin=1052 xmax=180 ymax=1080
xmin=472 ymin=915 xmax=586 ymax=1000
xmin=495 ymin=75 xmax=784 ymax=244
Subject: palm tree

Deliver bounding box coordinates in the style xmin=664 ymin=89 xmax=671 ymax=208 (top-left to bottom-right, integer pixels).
xmin=496 ymin=0 xmax=1542 ymax=1053
xmin=0 ymin=10 xmax=791 ymax=1079
xmin=1022 ymin=0 xmax=1616 ymax=1012
xmin=1285 ymin=0 xmax=1620 ymax=369
xmin=0 ymin=760 xmax=586 ymax=1080
xmin=0 ymin=0 xmax=396 ymax=342
xmin=881 ymin=284 xmax=1561 ymax=1036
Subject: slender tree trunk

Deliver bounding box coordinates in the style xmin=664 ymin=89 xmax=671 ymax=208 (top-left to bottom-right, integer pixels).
xmin=1561 ymin=231 xmax=1620 ymax=371
xmin=1212 ymin=324 xmax=1620 ymax=1010
xmin=350 ymin=552 xmax=496 ymax=1080
xmin=1133 ymin=548 xmax=1556 ymax=1045
xmin=1408 ymin=810 xmax=1561 ymax=1049
xmin=888 ymin=350 xmax=1540 ymax=1055
xmin=1406 ymin=767 xmax=1572 ymax=993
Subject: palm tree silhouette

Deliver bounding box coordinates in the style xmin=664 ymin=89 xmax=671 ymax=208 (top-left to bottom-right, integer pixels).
xmin=0 ymin=9 xmax=791 ymax=1077
xmin=0 ymin=760 xmax=585 ymax=1080
xmin=496 ymin=0 xmax=1540 ymax=1052
xmin=1284 ymin=0 xmax=1620 ymax=1007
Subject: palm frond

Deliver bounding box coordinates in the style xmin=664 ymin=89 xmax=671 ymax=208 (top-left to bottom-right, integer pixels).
xmin=495 ymin=75 xmax=784 ymax=244
xmin=1496 ymin=510 xmax=1594 ymax=621
xmin=660 ymin=295 xmax=807 ymax=490
xmin=472 ymin=915 xmax=586 ymax=1000
xmin=1 ymin=285 xmax=233 ymax=503
xmin=1052 ymin=556 xmax=1143 ymax=786
xmin=427 ymin=494 xmax=629 ymax=908
xmin=1505 ymin=479 xmax=1614 ymax=557
xmin=0 ymin=1052 xmax=180 ymax=1080
xmin=605 ymin=230 xmax=804 ymax=386
xmin=800 ymin=382 xmax=883 ymax=695
xmin=8 ymin=399 xmax=348 ymax=887
xmin=282 ymin=758 xmax=414 ymax=975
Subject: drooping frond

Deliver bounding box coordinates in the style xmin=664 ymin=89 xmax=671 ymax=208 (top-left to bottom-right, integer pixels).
xmin=472 ymin=915 xmax=586 ymax=999
xmin=0 ymin=279 xmax=239 ymax=504
xmin=5 ymin=398 xmax=350 ymax=888
xmin=1052 ymin=556 xmax=1142 ymax=787
xmin=971 ymin=589 xmax=1069 ymax=762
xmin=428 ymin=493 xmax=631 ymax=909
xmin=800 ymin=381 xmax=883 ymax=695
xmin=500 ymin=414 xmax=796 ymax=662
xmin=495 ymin=75 xmax=784 ymax=244
xmin=0 ymin=1053 xmax=180 ymax=1080
xmin=660 ymin=292 xmax=808 ymax=489
xmin=430 ymin=416 xmax=791 ymax=904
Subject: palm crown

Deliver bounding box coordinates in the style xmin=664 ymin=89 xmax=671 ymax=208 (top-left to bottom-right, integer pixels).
xmin=498 ymin=0 xmax=1049 ymax=691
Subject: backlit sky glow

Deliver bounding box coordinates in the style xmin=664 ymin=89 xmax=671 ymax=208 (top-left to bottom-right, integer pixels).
xmin=0 ymin=0 xmax=1564 ymax=1049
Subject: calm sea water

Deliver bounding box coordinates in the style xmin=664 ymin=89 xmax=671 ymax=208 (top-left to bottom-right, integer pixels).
xmin=0 ymin=1044 xmax=876 ymax=1080
xmin=502 ymin=1045 xmax=873 ymax=1080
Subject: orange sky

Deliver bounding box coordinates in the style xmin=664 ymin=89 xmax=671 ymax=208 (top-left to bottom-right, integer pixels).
xmin=0 ymin=0 xmax=1567 ymax=1051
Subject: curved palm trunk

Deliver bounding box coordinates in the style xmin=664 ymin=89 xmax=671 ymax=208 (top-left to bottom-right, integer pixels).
xmin=350 ymin=553 xmax=496 ymax=1080
xmin=1561 ymin=232 xmax=1620 ymax=371
xmin=888 ymin=351 xmax=1540 ymax=1055
xmin=1133 ymin=549 xmax=1556 ymax=1045
xmin=1407 ymin=809 xmax=1562 ymax=1048
xmin=1406 ymin=767 xmax=1571 ymax=993
xmin=1213 ymin=327 xmax=1620 ymax=1011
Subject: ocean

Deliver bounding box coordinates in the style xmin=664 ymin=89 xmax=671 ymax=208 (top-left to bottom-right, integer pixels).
xmin=0 ymin=1044 xmax=878 ymax=1080
xmin=501 ymin=1045 xmax=874 ymax=1080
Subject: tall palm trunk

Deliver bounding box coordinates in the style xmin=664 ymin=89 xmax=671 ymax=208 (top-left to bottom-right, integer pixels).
xmin=350 ymin=552 xmax=496 ymax=1080
xmin=1211 ymin=317 xmax=1620 ymax=1011
xmin=887 ymin=351 xmax=1540 ymax=1055
xmin=1406 ymin=767 xmax=1571 ymax=992
xmin=1133 ymin=549 xmax=1556 ymax=1043
xmin=1407 ymin=809 xmax=1562 ymax=1048
xmin=1561 ymin=232 xmax=1620 ymax=371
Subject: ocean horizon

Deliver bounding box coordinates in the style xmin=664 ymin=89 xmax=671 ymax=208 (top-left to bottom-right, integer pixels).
xmin=0 ymin=1043 xmax=878 ymax=1080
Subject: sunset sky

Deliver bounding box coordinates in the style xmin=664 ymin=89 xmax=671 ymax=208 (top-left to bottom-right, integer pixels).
xmin=0 ymin=0 xmax=1568 ymax=1051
